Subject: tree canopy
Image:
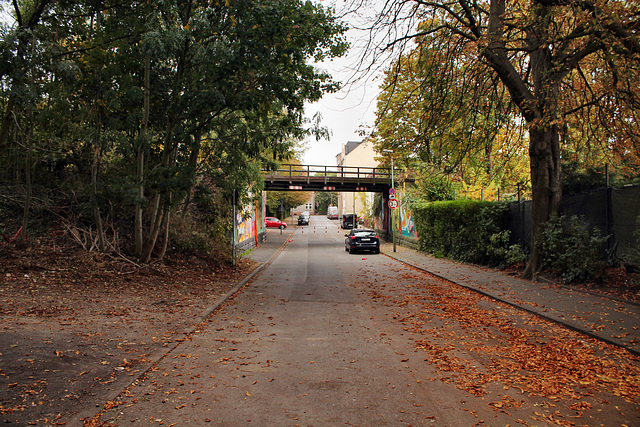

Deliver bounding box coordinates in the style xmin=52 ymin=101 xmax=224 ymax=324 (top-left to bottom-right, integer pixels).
xmin=374 ymin=44 xmax=530 ymax=201
xmin=0 ymin=0 xmax=347 ymax=261
xmin=357 ymin=0 xmax=639 ymax=276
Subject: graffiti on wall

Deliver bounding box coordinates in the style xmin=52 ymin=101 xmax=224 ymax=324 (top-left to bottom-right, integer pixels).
xmin=236 ymin=211 xmax=256 ymax=243
xmin=235 ymin=192 xmax=266 ymax=245
xmin=399 ymin=200 xmax=417 ymax=238
xmin=378 ymin=188 xmax=418 ymax=240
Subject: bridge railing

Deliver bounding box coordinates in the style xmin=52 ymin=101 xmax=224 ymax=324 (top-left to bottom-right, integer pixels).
xmin=263 ymin=164 xmax=392 ymax=183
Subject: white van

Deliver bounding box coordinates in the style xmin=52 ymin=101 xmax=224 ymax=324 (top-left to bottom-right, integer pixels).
xmin=327 ymin=206 xmax=338 ymax=219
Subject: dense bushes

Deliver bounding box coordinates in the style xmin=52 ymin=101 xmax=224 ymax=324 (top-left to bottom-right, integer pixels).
xmin=411 ymin=200 xmax=526 ymax=268
xmin=411 ymin=199 xmax=610 ymax=283
xmin=536 ymin=215 xmax=608 ymax=283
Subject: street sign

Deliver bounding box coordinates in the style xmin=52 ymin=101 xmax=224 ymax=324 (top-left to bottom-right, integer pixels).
xmin=388 ymin=199 xmax=399 ymax=209
xmin=389 ymin=188 xmax=395 ymax=195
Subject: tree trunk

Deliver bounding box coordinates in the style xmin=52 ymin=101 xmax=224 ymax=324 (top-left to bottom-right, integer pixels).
xmin=91 ymin=144 xmax=106 ymax=252
xmin=135 ymin=55 xmax=151 ymax=257
xmin=484 ymin=0 xmax=564 ymax=279
xmin=157 ymin=208 xmax=171 ymax=261
xmin=141 ymin=204 xmax=165 ymax=263
xmin=522 ymin=125 xmax=562 ymax=279
xmin=180 ymin=130 xmax=201 ymax=214
xmin=0 ymin=96 xmax=15 ymax=156
xmin=91 ymin=9 xmax=106 ymax=253
xmin=18 ymin=116 xmax=32 ymax=247
xmin=140 ymin=38 xmax=187 ymax=263
xmin=140 ymin=133 xmax=178 ymax=262
xmin=521 ymin=3 xmax=563 ymax=279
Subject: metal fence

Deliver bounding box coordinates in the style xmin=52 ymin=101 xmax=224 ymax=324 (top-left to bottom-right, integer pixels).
xmin=507 ymin=185 xmax=640 ymax=266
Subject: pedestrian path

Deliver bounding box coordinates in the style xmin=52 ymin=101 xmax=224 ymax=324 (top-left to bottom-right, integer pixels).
xmin=380 ymin=242 xmax=640 ymax=356
xmin=245 ymin=228 xmax=293 ymax=264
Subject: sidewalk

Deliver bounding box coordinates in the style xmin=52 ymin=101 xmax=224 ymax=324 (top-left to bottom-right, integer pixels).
xmin=201 ymin=228 xmax=294 ymax=317
xmin=380 ymin=242 xmax=640 ymax=356
xmin=245 ymin=228 xmax=293 ymax=264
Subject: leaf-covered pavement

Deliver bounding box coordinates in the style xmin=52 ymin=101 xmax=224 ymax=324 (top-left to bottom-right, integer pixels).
xmin=0 ymin=245 xmax=255 ymax=425
xmin=367 ymin=264 xmax=640 ymax=426
xmin=2 ymin=240 xmax=639 ymax=426
xmin=93 ymin=250 xmax=639 ymax=426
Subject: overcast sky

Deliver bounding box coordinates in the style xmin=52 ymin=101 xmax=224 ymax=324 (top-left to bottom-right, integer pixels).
xmin=301 ymin=54 xmax=381 ymax=167
xmin=301 ymin=1 xmax=388 ymax=168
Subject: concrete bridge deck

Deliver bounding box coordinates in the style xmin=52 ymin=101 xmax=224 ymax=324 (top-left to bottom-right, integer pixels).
xmin=263 ymin=164 xmax=412 ymax=192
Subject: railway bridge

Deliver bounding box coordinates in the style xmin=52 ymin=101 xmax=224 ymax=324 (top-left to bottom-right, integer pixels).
xmin=262 ymin=164 xmax=413 ymax=193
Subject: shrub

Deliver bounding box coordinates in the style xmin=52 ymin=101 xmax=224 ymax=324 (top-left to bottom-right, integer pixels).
xmin=169 ymin=213 xmax=230 ymax=265
xmin=412 ymin=199 xmax=526 ymax=268
xmin=536 ymin=215 xmax=608 ymax=283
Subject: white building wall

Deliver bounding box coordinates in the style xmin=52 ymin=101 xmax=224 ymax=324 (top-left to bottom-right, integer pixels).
xmin=290 ymin=193 xmax=316 ymax=215
xmin=336 ymin=140 xmax=379 ymax=220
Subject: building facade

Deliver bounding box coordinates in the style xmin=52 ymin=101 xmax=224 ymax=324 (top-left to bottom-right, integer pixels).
xmin=290 ymin=193 xmax=316 ymax=216
xmin=335 ymin=140 xmax=379 ymax=222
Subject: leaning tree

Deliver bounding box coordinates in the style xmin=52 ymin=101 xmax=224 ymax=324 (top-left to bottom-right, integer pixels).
xmin=353 ymin=0 xmax=640 ymax=277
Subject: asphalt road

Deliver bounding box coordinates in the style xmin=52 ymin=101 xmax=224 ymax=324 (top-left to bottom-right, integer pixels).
xmin=101 ymin=216 xmax=639 ymax=426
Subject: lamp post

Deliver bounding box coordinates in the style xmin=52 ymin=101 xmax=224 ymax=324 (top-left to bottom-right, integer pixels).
xmin=382 ymin=149 xmax=396 ymax=252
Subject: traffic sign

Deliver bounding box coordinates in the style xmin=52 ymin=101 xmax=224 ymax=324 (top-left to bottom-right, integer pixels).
xmin=388 ymin=199 xmax=399 ymax=209
xmin=389 ymin=188 xmax=395 ymax=195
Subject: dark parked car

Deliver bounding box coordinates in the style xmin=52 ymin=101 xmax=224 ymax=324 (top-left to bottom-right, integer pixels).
xmin=298 ymin=211 xmax=310 ymax=225
xmin=341 ymin=214 xmax=355 ymax=229
xmin=266 ymin=217 xmax=287 ymax=229
xmin=344 ymin=229 xmax=380 ymax=254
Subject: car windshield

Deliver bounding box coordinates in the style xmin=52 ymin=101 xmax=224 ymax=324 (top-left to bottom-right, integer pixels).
xmin=353 ymin=230 xmax=376 ymax=237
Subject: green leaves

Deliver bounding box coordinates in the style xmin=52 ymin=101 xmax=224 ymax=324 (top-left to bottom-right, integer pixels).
xmin=537 ymin=215 xmax=609 ymax=283
xmin=373 ymin=42 xmax=529 ymax=201
xmin=0 ymin=0 xmax=347 ymax=259
xmin=411 ymin=199 xmax=524 ymax=267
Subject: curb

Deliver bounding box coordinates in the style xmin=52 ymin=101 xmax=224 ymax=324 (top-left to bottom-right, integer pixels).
xmin=195 ymin=235 xmax=291 ymax=323
xmin=81 ymin=237 xmax=291 ymax=426
xmin=382 ymin=250 xmax=640 ymax=358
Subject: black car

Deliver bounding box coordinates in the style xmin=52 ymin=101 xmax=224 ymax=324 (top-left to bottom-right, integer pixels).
xmin=344 ymin=229 xmax=380 ymax=254
xmin=298 ymin=214 xmax=309 ymax=225
xmin=298 ymin=211 xmax=310 ymax=225
xmin=341 ymin=214 xmax=355 ymax=229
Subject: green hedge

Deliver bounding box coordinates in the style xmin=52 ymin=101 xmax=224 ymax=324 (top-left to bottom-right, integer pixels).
xmin=411 ymin=200 xmax=526 ymax=268
xmin=537 ymin=215 xmax=608 ymax=283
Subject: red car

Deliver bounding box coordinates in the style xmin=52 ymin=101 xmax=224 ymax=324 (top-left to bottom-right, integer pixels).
xmin=266 ymin=217 xmax=287 ymax=229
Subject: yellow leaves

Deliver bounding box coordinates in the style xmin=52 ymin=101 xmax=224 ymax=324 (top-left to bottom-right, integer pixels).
xmin=569 ymin=401 xmax=592 ymax=411
xmin=532 ymin=411 xmax=576 ymax=426
xmin=172 ymin=353 xmax=193 ymax=359
xmin=0 ymin=404 xmax=26 ymax=414
xmin=372 ymin=263 xmax=640 ymax=423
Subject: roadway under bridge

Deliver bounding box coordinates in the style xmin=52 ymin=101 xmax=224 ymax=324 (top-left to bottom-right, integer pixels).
xmin=262 ymin=164 xmax=414 ymax=193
